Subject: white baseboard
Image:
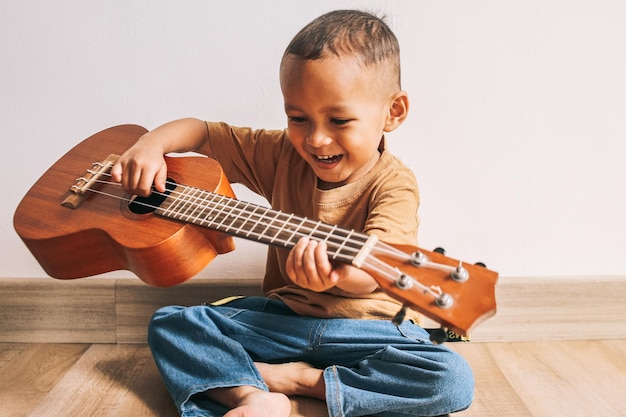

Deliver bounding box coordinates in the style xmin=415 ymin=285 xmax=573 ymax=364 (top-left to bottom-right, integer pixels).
xmin=1 ymin=275 xmax=624 ymax=343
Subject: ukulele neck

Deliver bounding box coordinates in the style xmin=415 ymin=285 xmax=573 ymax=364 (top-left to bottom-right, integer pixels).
xmin=155 ymin=183 xmax=376 ymax=267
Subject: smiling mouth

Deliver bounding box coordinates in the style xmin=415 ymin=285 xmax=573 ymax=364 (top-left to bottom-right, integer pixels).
xmin=314 ymin=154 xmax=343 ymax=164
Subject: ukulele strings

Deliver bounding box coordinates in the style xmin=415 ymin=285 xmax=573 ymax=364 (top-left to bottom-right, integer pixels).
xmin=82 ymin=173 xmax=441 ymax=299
xmin=88 ymin=173 xmax=374 ymax=259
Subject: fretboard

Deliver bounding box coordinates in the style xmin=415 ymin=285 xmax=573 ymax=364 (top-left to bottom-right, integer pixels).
xmin=155 ymin=183 xmax=371 ymax=265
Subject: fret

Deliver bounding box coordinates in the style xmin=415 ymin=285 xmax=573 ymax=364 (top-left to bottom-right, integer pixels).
xmin=195 ymin=191 xmax=221 ymax=227
xmin=280 ymin=212 xmax=303 ymax=244
xmin=223 ymin=199 xmax=247 ymax=232
xmin=219 ymin=196 xmax=244 ymax=232
xmin=307 ymin=221 xmax=322 ymax=241
xmin=332 ymin=229 xmax=354 ymax=261
xmin=246 ymin=206 xmax=272 ymax=239
xmin=213 ymin=194 xmax=238 ymax=231
xmin=233 ymin=201 xmax=253 ymax=235
xmin=160 ymin=187 xmax=187 ymax=219
xmin=184 ymin=187 xmax=203 ymax=221
xmin=183 ymin=188 xmax=206 ymax=223
xmin=176 ymin=186 xmax=197 ymax=221
xmin=285 ymin=216 xmax=309 ymax=248
xmin=207 ymin=194 xmax=231 ymax=231
xmin=255 ymin=209 xmax=283 ymax=244
xmin=270 ymin=213 xmax=294 ymax=244
xmin=323 ymin=225 xmax=338 ymax=258
xmin=157 ymin=185 xmax=372 ymax=265
xmin=325 ymin=225 xmax=337 ymax=243
xmin=190 ymin=190 xmax=213 ymax=226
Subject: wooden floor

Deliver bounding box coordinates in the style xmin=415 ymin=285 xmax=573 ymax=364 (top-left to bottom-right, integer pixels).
xmin=1 ymin=340 xmax=624 ymax=417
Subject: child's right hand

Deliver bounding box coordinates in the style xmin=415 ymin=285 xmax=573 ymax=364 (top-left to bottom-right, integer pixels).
xmin=110 ymin=134 xmax=169 ymax=197
xmin=110 ymin=118 xmax=212 ymax=197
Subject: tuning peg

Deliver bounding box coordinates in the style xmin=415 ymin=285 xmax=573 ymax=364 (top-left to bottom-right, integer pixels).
xmin=451 ymin=264 xmax=469 ymax=282
xmin=433 ymin=247 xmax=446 ymax=254
xmin=475 ymin=262 xmax=487 ymax=268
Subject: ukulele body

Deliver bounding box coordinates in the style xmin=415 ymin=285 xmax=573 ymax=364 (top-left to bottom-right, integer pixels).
xmin=13 ymin=125 xmax=236 ymax=287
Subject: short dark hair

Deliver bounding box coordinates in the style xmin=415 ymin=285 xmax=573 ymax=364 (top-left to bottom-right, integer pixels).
xmin=282 ymin=9 xmax=401 ymax=88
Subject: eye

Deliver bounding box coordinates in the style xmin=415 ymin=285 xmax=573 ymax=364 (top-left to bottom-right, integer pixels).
xmin=288 ymin=116 xmax=307 ymax=124
xmin=330 ymin=118 xmax=351 ymax=126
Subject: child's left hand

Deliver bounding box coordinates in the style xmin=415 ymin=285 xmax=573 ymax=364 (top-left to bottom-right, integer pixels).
xmin=285 ymin=237 xmax=378 ymax=294
xmin=285 ymin=237 xmax=339 ymax=292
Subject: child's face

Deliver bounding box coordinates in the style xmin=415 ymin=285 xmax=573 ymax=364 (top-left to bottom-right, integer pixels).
xmin=280 ymin=55 xmax=405 ymax=189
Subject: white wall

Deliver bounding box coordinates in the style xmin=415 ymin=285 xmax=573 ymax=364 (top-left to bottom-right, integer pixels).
xmin=2 ymin=0 xmax=625 ymax=280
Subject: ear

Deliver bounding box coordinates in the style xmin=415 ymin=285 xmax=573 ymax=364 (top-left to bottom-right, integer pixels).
xmin=384 ymin=91 xmax=409 ymax=132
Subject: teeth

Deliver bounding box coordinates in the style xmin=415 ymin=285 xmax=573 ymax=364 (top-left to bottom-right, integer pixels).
xmin=317 ymin=155 xmax=340 ymax=160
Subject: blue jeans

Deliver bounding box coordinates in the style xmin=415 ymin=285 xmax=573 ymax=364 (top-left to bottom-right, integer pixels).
xmin=147 ymin=297 xmax=473 ymax=417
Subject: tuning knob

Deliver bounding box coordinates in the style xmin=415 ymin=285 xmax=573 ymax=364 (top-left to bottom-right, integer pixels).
xmin=451 ymin=265 xmax=469 ymax=282
xmin=435 ymin=293 xmax=454 ymax=309
xmin=433 ymin=247 xmax=446 ymax=254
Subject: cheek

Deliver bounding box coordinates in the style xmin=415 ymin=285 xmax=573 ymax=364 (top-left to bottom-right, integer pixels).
xmin=349 ymin=124 xmax=384 ymax=150
xmin=286 ymin=129 xmax=310 ymax=156
xmin=286 ymin=127 xmax=303 ymax=145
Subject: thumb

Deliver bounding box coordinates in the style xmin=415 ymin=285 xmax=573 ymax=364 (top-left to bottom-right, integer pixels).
xmin=154 ymin=163 xmax=168 ymax=193
xmin=110 ymin=161 xmax=122 ymax=183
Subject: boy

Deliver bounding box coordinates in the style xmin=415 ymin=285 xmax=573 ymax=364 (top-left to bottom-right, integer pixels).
xmin=112 ymin=9 xmax=473 ymax=417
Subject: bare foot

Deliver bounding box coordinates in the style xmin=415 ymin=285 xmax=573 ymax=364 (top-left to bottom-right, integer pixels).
xmin=255 ymin=362 xmax=325 ymax=400
xmin=213 ymin=386 xmax=291 ymax=417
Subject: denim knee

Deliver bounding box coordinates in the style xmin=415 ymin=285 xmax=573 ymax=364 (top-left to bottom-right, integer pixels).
xmin=439 ymin=349 xmax=474 ymax=412
xmin=147 ymin=305 xmax=186 ymax=346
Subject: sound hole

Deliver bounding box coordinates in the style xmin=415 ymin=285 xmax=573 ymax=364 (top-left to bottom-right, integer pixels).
xmin=128 ymin=178 xmax=176 ymax=214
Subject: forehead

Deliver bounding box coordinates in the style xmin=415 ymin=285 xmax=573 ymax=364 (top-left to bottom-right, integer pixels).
xmin=280 ymin=55 xmax=386 ymax=98
xmin=281 ymin=54 xmax=363 ymax=78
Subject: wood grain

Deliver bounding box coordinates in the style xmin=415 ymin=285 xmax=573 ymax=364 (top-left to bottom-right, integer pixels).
xmin=0 ymin=344 xmax=90 ymax=417
xmin=2 ymin=275 xmax=624 ymax=344
xmin=115 ymin=277 xmax=264 ymax=343
xmin=434 ymin=275 xmax=626 ymax=342
xmin=13 ymin=125 xmax=236 ymax=287
xmin=450 ymin=343 xmax=532 ymax=416
xmin=1 ymin=341 xmax=624 ymax=417
xmin=23 ymin=344 xmax=177 ymax=417
xmin=452 ymin=340 xmax=626 ymax=417
xmin=0 ymin=278 xmax=116 ymax=343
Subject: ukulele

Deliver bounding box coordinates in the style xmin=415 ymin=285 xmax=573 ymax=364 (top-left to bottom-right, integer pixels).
xmin=13 ymin=125 xmax=498 ymax=338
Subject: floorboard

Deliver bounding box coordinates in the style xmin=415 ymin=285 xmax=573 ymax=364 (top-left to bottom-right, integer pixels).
xmin=0 ymin=344 xmax=90 ymax=417
xmin=452 ymin=340 xmax=626 ymax=417
xmin=450 ymin=343 xmax=532 ymax=416
xmin=25 ymin=344 xmax=178 ymax=417
xmin=1 ymin=340 xmax=624 ymax=417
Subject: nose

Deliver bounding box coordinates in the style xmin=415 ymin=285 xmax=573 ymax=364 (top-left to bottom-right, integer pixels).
xmin=306 ymin=126 xmax=331 ymax=147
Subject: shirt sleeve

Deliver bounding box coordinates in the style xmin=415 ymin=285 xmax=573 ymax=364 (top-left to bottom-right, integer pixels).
xmin=363 ymin=159 xmax=420 ymax=246
xmin=205 ymin=121 xmax=288 ymax=201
